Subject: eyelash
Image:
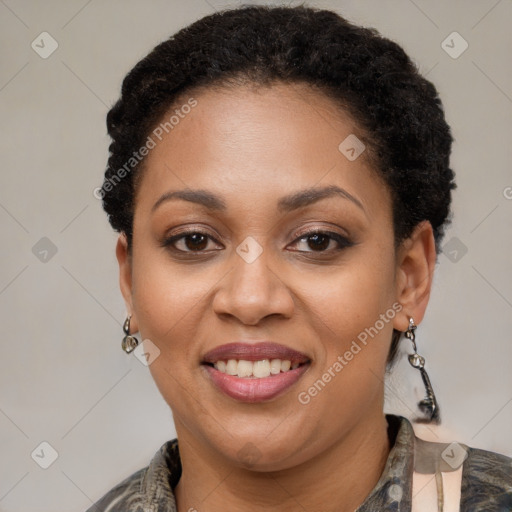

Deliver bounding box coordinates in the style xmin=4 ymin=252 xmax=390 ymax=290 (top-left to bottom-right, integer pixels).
xmin=161 ymin=228 xmax=354 ymax=255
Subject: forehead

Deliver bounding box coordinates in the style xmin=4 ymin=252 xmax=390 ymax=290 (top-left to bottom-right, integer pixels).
xmin=134 ymin=82 xmax=390 ymax=219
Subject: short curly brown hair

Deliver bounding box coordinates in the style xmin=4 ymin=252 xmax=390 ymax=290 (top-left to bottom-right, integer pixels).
xmin=99 ymin=4 xmax=456 ymax=366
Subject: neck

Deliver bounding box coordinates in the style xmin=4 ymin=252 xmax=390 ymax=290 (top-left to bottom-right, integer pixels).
xmin=174 ymin=411 xmax=391 ymax=512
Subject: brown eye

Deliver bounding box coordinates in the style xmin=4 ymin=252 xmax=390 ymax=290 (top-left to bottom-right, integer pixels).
xmin=290 ymin=230 xmax=354 ymax=253
xmin=303 ymin=233 xmax=330 ymax=251
xmin=181 ymin=233 xmax=209 ymax=251
xmin=162 ymin=230 xmax=221 ymax=253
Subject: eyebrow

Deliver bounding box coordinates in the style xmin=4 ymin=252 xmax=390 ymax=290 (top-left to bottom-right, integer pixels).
xmin=151 ymin=185 xmax=365 ymax=215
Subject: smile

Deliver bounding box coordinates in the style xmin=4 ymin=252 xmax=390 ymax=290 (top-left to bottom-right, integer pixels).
xmin=201 ymin=342 xmax=311 ymax=403
xmin=211 ymin=358 xmax=300 ymax=378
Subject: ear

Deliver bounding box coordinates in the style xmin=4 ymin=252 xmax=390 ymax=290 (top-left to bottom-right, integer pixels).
xmin=393 ymin=221 xmax=437 ymax=332
xmin=116 ymin=232 xmax=139 ymax=333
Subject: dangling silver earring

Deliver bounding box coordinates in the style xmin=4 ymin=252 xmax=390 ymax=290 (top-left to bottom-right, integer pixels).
xmin=121 ymin=315 xmax=139 ymax=354
xmin=405 ymin=318 xmax=440 ymax=424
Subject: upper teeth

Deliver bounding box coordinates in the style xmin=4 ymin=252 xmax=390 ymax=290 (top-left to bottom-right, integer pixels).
xmin=213 ymin=359 xmax=300 ymax=378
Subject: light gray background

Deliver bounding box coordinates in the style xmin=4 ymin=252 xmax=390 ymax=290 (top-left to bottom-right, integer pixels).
xmin=1 ymin=1 xmax=511 ymax=510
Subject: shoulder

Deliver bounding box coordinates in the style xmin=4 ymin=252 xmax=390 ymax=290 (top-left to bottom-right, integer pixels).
xmin=84 ymin=466 xmax=147 ymax=512
xmin=460 ymin=445 xmax=512 ymax=511
xmin=85 ymin=439 xmax=180 ymax=512
xmin=411 ymin=418 xmax=512 ymax=511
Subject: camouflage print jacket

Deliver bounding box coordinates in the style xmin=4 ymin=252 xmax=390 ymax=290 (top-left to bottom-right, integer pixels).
xmin=85 ymin=415 xmax=512 ymax=512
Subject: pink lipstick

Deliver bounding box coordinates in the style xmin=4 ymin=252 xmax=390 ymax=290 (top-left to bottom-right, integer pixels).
xmin=201 ymin=342 xmax=310 ymax=403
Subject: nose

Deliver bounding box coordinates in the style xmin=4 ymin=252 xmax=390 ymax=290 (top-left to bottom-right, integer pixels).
xmin=212 ymin=243 xmax=295 ymax=325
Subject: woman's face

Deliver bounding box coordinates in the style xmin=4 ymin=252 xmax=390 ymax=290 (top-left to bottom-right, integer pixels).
xmin=118 ymin=82 xmax=415 ymax=470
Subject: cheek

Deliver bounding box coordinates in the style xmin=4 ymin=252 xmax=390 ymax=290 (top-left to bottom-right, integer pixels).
xmin=129 ymin=247 xmax=210 ymax=359
xmin=129 ymin=253 xmax=209 ymax=410
xmin=295 ymin=243 xmax=397 ymax=399
xmin=303 ymin=246 xmax=396 ymax=344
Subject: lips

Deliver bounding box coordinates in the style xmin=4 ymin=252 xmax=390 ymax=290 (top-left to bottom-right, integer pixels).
xmin=201 ymin=342 xmax=311 ymax=403
xmin=202 ymin=342 xmax=310 ymax=364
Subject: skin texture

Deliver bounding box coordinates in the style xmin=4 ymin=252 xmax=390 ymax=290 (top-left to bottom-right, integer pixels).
xmin=116 ymin=82 xmax=436 ymax=512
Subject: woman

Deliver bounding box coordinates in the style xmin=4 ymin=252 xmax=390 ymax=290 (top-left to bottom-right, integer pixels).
xmin=89 ymin=5 xmax=511 ymax=511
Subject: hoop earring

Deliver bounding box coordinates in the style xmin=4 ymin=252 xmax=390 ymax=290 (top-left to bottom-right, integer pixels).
xmin=405 ymin=318 xmax=440 ymax=424
xmin=121 ymin=315 xmax=139 ymax=354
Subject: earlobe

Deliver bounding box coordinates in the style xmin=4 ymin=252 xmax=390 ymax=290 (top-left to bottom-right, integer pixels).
xmin=116 ymin=232 xmax=138 ymax=332
xmin=393 ymin=221 xmax=437 ymax=332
